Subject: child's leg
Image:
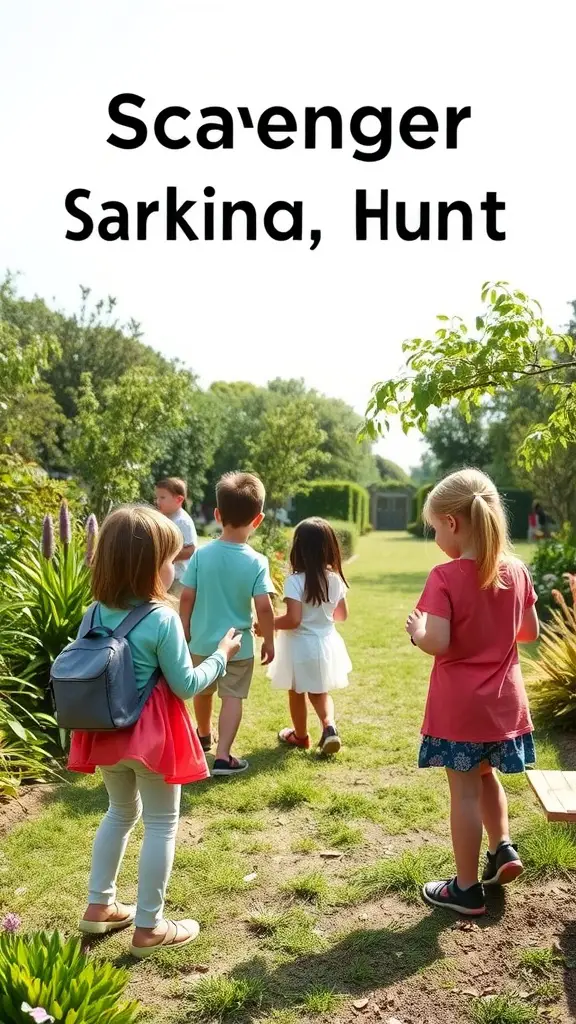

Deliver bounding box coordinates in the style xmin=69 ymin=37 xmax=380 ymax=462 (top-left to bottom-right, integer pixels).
xmin=130 ymin=762 xmax=182 ymax=943
xmin=480 ymin=765 xmax=511 ymax=852
xmin=193 ymin=692 xmax=214 ymax=738
xmin=307 ymin=693 xmax=335 ymax=729
xmin=215 ymin=696 xmax=243 ymax=761
xmin=446 ymin=766 xmax=483 ymax=889
xmin=84 ymin=762 xmax=142 ymax=921
xmin=288 ymin=690 xmax=309 ymax=738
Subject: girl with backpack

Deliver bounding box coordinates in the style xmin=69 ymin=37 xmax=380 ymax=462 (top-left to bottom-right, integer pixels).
xmin=68 ymin=505 xmax=241 ymax=957
xmin=406 ymin=469 xmax=539 ymax=917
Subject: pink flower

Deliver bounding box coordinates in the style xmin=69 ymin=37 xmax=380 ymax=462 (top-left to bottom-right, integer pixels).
xmin=21 ymin=1004 xmax=55 ymax=1023
xmin=41 ymin=516 xmax=55 ymax=560
xmin=2 ymin=912 xmax=21 ymax=933
xmin=85 ymin=513 xmax=98 ymax=566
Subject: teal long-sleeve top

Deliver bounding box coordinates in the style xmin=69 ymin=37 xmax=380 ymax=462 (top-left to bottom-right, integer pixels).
xmin=95 ymin=603 xmax=226 ymax=699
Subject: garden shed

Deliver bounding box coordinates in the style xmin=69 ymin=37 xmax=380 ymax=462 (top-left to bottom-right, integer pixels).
xmin=370 ymin=486 xmax=414 ymax=531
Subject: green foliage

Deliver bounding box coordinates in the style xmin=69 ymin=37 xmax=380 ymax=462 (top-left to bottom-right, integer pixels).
xmin=246 ymin=398 xmax=328 ymax=511
xmin=500 ymin=489 xmax=534 ymax=541
xmin=468 ymin=994 xmax=536 ymax=1024
xmin=531 ymin=579 xmax=576 ymax=727
xmin=0 ymin=930 xmax=139 ymax=1023
xmin=364 ymin=281 xmax=576 ymax=471
xmin=518 ymin=817 xmax=576 ymax=877
xmin=188 ymin=975 xmax=264 ymax=1020
xmin=530 ymin=526 xmax=576 ymax=615
xmin=375 ymin=456 xmax=411 ymax=484
xmin=407 ymin=482 xmax=435 ymax=538
xmin=293 ymin=480 xmax=370 ymax=534
xmin=327 ymin=520 xmax=358 ymax=560
xmin=0 ymin=681 xmax=57 ymax=799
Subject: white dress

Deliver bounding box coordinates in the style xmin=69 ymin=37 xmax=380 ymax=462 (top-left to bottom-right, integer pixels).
xmin=269 ymin=572 xmax=352 ymax=693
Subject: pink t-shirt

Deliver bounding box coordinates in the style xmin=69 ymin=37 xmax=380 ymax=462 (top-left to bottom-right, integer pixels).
xmin=417 ymin=557 xmax=536 ymax=743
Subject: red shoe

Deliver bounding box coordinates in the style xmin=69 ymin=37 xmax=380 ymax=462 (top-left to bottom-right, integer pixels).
xmin=278 ymin=728 xmax=311 ymax=749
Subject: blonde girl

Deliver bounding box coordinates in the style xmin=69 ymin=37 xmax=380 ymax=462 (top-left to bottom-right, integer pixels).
xmin=405 ymin=469 xmax=539 ymax=917
xmin=69 ymin=506 xmax=241 ymax=956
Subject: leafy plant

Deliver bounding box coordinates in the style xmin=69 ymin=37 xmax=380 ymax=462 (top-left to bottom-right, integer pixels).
xmin=530 ymin=525 xmax=576 ymax=617
xmin=0 ymin=930 xmax=139 ymax=1023
xmin=188 ymin=975 xmax=265 ymax=1020
xmin=468 ymin=994 xmax=536 ymax=1024
xmin=531 ymin=576 xmax=576 ymax=726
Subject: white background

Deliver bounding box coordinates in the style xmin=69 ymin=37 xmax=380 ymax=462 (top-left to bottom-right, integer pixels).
xmin=1 ymin=0 xmax=575 ymax=469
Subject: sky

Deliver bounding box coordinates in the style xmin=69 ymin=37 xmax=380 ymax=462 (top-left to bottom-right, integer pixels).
xmin=1 ymin=0 xmax=575 ymax=471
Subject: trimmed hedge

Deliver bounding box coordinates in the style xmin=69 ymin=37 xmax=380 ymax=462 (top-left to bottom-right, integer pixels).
xmin=407 ymin=482 xmax=435 ymax=537
xmin=294 ymin=480 xmax=370 ymax=535
xmin=327 ymin=519 xmax=358 ymax=560
xmin=500 ymin=488 xmax=533 ymax=540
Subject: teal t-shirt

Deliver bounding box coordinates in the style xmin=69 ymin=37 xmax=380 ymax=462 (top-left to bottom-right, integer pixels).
xmin=94 ymin=604 xmax=226 ymax=698
xmin=182 ymin=540 xmax=274 ymax=660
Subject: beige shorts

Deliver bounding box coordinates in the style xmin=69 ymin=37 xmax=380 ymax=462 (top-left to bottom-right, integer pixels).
xmin=192 ymin=654 xmax=254 ymax=700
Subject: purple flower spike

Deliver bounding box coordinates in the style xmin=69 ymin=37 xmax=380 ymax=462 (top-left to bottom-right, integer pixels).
xmin=59 ymin=502 xmax=72 ymax=546
xmin=85 ymin=513 xmax=98 ymax=566
xmin=41 ymin=516 xmax=55 ymax=560
xmin=21 ymin=1004 xmax=55 ymax=1024
xmin=2 ymin=912 xmax=21 ymax=933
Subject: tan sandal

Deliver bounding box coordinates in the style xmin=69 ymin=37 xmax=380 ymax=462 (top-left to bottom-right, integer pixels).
xmin=79 ymin=901 xmax=136 ymax=935
xmin=129 ymin=918 xmax=200 ymax=959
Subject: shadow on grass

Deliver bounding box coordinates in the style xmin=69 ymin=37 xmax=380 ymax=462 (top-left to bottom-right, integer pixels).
xmin=218 ymin=890 xmax=507 ymax=1021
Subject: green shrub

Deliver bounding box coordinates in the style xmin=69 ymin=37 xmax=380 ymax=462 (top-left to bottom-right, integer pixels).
xmin=407 ymin=482 xmax=435 ymax=538
xmin=0 ymin=930 xmax=139 ymax=1023
xmin=530 ymin=524 xmax=576 ymax=618
xmin=327 ymin=520 xmax=358 ymax=560
xmin=500 ymin=488 xmax=533 ymax=541
xmin=531 ymin=580 xmax=576 ymax=728
xmin=294 ymin=481 xmax=370 ymax=534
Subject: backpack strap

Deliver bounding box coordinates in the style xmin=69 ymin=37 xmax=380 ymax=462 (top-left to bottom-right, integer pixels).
xmin=78 ymin=602 xmax=99 ymax=639
xmin=112 ymin=602 xmax=160 ymax=639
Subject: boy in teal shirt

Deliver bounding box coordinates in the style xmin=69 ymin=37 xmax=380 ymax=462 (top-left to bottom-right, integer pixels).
xmin=180 ymin=472 xmax=275 ymax=775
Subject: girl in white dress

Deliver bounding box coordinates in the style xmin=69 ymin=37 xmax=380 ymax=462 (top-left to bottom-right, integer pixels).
xmin=268 ymin=518 xmax=352 ymax=754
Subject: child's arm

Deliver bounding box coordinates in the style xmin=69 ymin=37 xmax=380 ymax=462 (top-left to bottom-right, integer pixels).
xmin=333 ymin=597 xmax=348 ymax=622
xmin=516 ymin=605 xmax=539 ymax=643
xmin=158 ymin=616 xmax=241 ymax=698
xmin=179 ymin=586 xmax=196 ymax=643
xmin=254 ymin=593 xmax=275 ymax=665
xmin=406 ymin=609 xmax=450 ymax=656
xmin=274 ymin=598 xmax=302 ymax=630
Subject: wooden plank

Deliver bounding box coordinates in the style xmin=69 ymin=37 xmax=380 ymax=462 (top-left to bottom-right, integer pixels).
xmin=527 ymin=770 xmax=576 ymax=823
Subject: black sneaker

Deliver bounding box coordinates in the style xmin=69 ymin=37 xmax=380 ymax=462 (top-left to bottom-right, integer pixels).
xmin=318 ymin=726 xmax=341 ymax=755
xmin=197 ymin=730 xmax=213 ymax=754
xmin=482 ymin=841 xmax=524 ymax=886
xmin=423 ymin=878 xmax=486 ymax=916
xmin=212 ymin=756 xmax=249 ymax=776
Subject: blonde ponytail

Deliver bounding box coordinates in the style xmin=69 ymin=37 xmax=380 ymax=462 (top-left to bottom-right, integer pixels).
xmin=423 ymin=469 xmax=510 ymax=589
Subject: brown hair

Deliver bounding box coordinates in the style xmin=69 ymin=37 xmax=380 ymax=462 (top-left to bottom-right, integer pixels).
xmin=290 ymin=517 xmax=348 ymax=606
xmin=91 ymin=505 xmax=182 ymax=608
xmin=216 ymin=472 xmax=265 ymax=528
xmin=423 ymin=468 xmax=510 ymax=589
xmin=155 ymin=477 xmax=187 ymax=501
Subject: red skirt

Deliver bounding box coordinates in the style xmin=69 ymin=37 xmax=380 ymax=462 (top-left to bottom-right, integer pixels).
xmin=67 ymin=679 xmax=209 ymax=785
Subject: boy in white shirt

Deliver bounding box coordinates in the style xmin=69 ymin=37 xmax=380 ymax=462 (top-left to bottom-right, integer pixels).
xmin=155 ymin=477 xmax=197 ymax=597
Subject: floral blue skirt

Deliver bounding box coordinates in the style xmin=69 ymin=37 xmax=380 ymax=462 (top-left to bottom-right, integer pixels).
xmin=419 ymin=733 xmax=536 ymax=774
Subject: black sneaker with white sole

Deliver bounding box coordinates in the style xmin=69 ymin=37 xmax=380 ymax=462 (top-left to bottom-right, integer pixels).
xmin=423 ymin=877 xmax=486 ymax=916
xmin=482 ymin=841 xmax=524 ymax=886
xmin=212 ymin=756 xmax=249 ymax=776
xmin=318 ymin=726 xmax=341 ymax=755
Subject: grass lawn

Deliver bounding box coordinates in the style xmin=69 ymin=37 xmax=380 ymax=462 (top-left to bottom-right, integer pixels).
xmin=2 ymin=533 xmax=576 ymax=1024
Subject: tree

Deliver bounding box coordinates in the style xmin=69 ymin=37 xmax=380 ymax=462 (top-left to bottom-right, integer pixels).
xmin=68 ymin=367 xmax=188 ymax=518
xmin=375 ymin=456 xmax=411 ymax=484
xmin=423 ymin=406 xmax=494 ymax=477
xmin=245 ymin=398 xmax=328 ymax=513
xmin=365 ymin=281 xmax=576 ymax=471
xmin=151 ymin=387 xmax=224 ymax=505
xmin=0 ymin=319 xmax=60 ymax=451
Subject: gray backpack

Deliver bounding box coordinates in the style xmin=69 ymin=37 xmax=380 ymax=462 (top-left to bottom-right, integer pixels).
xmin=50 ymin=602 xmax=161 ymax=731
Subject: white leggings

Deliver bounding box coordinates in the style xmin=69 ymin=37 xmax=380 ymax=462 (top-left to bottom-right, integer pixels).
xmin=88 ymin=760 xmax=181 ymax=929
